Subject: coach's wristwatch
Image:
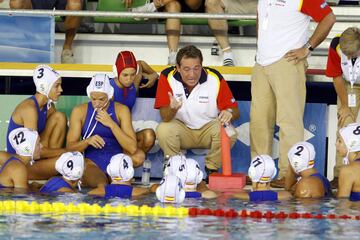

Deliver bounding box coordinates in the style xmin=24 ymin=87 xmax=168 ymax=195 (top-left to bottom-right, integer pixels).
xmin=305 ymin=42 xmax=314 ymax=52
xmin=304 ymin=42 xmax=314 ymax=57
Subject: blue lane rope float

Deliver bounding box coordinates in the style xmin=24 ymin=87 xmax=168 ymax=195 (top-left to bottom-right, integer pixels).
xmin=0 ymin=201 xmax=358 ymax=220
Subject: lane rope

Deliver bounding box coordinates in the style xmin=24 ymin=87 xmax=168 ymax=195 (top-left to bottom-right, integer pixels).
xmin=0 ymin=201 xmax=358 ymax=220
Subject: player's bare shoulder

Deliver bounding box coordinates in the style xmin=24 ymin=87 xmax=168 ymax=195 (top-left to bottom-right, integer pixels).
xmin=114 ymin=102 xmax=130 ymax=113
xmin=71 ymin=103 xmax=88 ymax=118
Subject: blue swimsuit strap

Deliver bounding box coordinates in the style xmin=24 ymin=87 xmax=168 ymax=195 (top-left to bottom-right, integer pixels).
xmin=0 ymin=157 xmax=22 ymax=172
xmin=30 ymin=95 xmax=41 ymax=111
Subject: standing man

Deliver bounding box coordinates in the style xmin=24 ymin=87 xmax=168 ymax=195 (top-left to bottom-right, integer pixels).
xmin=250 ymin=0 xmax=335 ymax=189
xmin=326 ymin=27 xmax=360 ymax=187
xmin=154 ymin=45 xmax=239 ymax=180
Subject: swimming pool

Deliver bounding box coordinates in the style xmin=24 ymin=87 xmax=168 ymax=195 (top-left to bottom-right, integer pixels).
xmin=0 ymin=190 xmax=358 ymax=240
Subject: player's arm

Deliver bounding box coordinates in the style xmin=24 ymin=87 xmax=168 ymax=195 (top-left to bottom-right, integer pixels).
xmin=112 ymin=103 xmax=137 ymax=154
xmin=88 ymin=186 xmax=105 ymax=196
xmin=58 ymin=187 xmax=75 ymax=193
xmin=20 ymin=102 xmax=64 ymax=158
xmin=233 ymin=191 xmax=250 ymax=200
xmin=137 ymin=60 xmax=159 ymax=89
xmin=132 ymin=187 xmax=150 ymax=196
xmin=294 ymin=178 xmax=313 ymax=198
xmin=20 ymin=102 xmax=39 ymax=130
xmin=12 ymin=162 xmax=29 ymax=189
xmin=66 ymin=105 xmax=105 ymax=152
xmin=337 ymin=167 xmax=354 ymax=198
xmin=278 ymin=191 xmax=293 ymax=200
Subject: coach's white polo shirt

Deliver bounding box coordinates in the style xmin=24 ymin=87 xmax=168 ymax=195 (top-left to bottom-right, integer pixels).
xmin=256 ymin=0 xmax=332 ymax=66
xmin=155 ymin=66 xmax=237 ymax=129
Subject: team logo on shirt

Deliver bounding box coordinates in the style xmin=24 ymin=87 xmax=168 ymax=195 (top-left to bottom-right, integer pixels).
xmin=275 ymin=0 xmax=286 ymax=7
xmin=320 ymin=1 xmax=328 ymax=8
xmin=198 ymin=95 xmax=209 ymax=103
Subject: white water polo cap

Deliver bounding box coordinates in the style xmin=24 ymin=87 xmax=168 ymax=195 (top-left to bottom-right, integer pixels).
xmin=156 ymin=174 xmax=185 ymax=204
xmin=177 ymin=158 xmax=203 ymax=191
xmin=55 ymin=152 xmax=85 ymax=181
xmin=164 ymin=155 xmax=187 ymax=176
xmin=8 ymin=127 xmax=38 ymax=158
xmin=288 ymin=141 xmax=316 ymax=174
xmin=86 ymin=73 xmax=114 ymax=100
xmin=339 ymin=123 xmax=360 ymax=164
xmin=248 ymin=155 xmax=277 ymax=183
xmin=33 ymin=65 xmax=61 ymax=98
xmin=106 ymin=153 xmax=134 ymax=182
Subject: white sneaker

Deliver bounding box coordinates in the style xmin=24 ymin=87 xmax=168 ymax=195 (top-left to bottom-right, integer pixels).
xmin=132 ymin=1 xmax=157 ymax=13
xmin=168 ymin=51 xmax=177 ymax=65
xmin=223 ymin=51 xmax=235 ymax=66
xmin=223 ymin=58 xmax=235 ymax=66
xmin=61 ymin=49 xmax=74 ymax=64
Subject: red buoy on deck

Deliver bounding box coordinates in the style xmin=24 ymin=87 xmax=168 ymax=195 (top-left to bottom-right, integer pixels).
xmin=208 ymin=125 xmax=246 ymax=191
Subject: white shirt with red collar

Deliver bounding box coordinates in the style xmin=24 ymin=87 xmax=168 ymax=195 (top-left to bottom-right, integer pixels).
xmin=326 ymin=36 xmax=360 ymax=85
xmin=154 ymin=66 xmax=237 ymax=129
xmin=256 ymin=0 xmax=332 ymax=66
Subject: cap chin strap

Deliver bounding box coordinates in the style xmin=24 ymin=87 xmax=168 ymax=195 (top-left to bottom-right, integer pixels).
xmin=62 ymin=177 xmax=82 ymax=191
xmin=343 ymin=149 xmax=350 ymax=165
xmin=82 ymin=100 xmax=109 ymax=139
xmin=184 ymin=183 xmax=196 ymax=191
xmin=77 ymin=180 xmax=82 ymax=191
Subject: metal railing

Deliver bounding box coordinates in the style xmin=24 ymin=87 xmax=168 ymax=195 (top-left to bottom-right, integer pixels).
xmin=0 ymin=9 xmax=359 ymax=22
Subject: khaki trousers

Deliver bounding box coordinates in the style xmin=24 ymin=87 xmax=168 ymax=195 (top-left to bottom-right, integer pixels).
xmin=334 ymin=81 xmax=360 ymax=177
xmin=156 ymin=119 xmax=237 ymax=170
xmin=222 ymin=0 xmax=257 ymax=14
xmin=250 ymin=57 xmax=307 ymax=178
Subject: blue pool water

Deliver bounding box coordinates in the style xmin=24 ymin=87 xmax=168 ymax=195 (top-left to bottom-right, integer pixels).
xmin=0 ymin=189 xmax=359 ymax=240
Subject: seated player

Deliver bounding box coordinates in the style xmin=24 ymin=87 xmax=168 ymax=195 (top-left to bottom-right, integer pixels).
xmin=0 ymin=128 xmax=41 ymax=189
xmin=156 ymin=174 xmax=185 ymax=204
xmin=164 ymin=155 xmax=217 ymax=199
xmin=288 ymin=141 xmax=332 ymax=198
xmin=6 ymin=65 xmax=66 ymax=159
xmin=40 ymin=151 xmax=84 ymax=193
xmin=233 ymin=155 xmax=292 ymax=201
xmin=88 ymin=153 xmax=149 ymax=199
xmin=336 ymin=123 xmax=360 ymax=201
xmin=66 ymin=73 xmax=138 ymax=188
xmin=111 ymin=50 xmax=159 ymax=164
